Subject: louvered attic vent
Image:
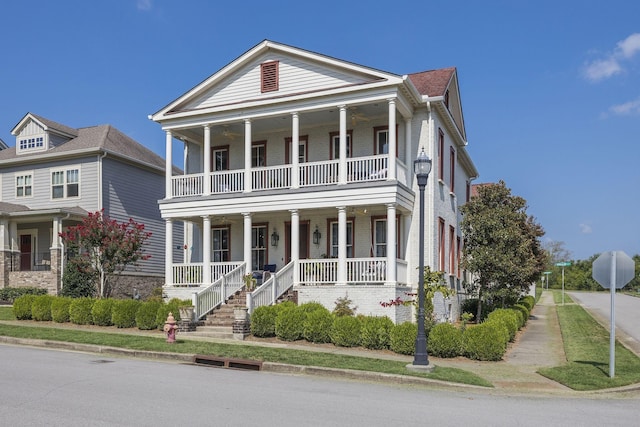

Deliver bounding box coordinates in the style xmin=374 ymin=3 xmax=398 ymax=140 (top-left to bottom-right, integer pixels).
xmin=261 ymin=61 xmax=279 ymax=93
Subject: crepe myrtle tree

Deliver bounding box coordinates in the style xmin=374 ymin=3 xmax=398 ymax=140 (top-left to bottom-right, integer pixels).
xmin=59 ymin=210 xmax=152 ymax=298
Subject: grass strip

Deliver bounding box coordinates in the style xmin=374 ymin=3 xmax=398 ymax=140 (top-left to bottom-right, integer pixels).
xmin=0 ymin=313 xmax=491 ymax=388
xmin=538 ymin=302 xmax=640 ymax=390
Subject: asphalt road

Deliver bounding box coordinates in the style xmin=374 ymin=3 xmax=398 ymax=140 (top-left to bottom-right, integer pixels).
xmin=568 ymin=291 xmax=640 ymax=355
xmin=1 ymin=345 xmax=638 ymax=427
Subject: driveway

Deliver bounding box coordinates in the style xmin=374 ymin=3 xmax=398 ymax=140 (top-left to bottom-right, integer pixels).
xmin=568 ymin=291 xmax=640 ymax=356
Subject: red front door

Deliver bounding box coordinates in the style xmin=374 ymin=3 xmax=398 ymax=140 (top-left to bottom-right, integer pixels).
xmin=20 ymin=235 xmax=31 ymax=271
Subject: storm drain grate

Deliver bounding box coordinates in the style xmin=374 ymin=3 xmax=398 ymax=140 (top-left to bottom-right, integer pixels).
xmin=192 ymin=355 xmax=262 ymax=371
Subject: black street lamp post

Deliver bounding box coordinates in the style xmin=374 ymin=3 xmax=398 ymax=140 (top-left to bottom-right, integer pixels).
xmin=412 ymin=148 xmax=432 ymax=367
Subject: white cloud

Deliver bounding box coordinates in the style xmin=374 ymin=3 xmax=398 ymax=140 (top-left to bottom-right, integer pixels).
xmin=583 ymin=32 xmax=640 ymax=82
xmin=609 ymin=98 xmax=640 ymax=115
xmin=579 ymin=223 xmax=592 ymax=234
xmin=137 ymin=0 xmax=152 ymax=11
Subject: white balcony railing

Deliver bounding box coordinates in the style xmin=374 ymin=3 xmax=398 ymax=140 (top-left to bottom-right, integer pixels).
xmin=169 ymin=155 xmax=400 ymax=198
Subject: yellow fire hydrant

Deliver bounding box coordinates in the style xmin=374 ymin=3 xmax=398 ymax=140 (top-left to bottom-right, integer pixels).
xmin=163 ymin=312 xmax=178 ymax=343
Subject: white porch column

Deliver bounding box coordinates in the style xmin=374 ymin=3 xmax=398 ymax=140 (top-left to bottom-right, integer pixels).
xmin=165 ymin=219 xmax=173 ymax=286
xmin=404 ymin=117 xmax=412 ymax=170
xmin=203 ymin=125 xmax=211 ymax=195
xmin=202 ymin=216 xmax=211 ymax=285
xmin=165 ymin=131 xmax=173 ymax=199
xmin=244 ymin=119 xmax=252 ymax=193
xmin=9 ymin=221 xmax=17 ymax=253
xmin=386 ymin=203 xmax=397 ymax=285
xmin=0 ymin=219 xmax=9 ymax=251
xmin=338 ymin=105 xmax=347 ymax=184
xmin=290 ymin=209 xmax=299 ymax=283
xmin=243 ymin=213 xmax=252 ymax=273
xmin=337 ymin=206 xmax=347 ymax=285
xmin=387 ymin=99 xmax=397 ymax=181
xmin=51 ymin=217 xmax=62 ymax=248
xmin=291 ymin=112 xmax=300 ymax=189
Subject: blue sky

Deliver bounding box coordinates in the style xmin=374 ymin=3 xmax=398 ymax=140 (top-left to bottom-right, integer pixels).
xmin=1 ymin=0 xmax=638 ymax=260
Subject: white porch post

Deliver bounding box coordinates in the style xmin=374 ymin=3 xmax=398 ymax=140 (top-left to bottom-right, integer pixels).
xmin=165 ymin=131 xmax=173 ymax=199
xmin=244 ymin=119 xmax=252 ymax=193
xmin=203 ymin=125 xmax=211 ymax=195
xmin=243 ymin=213 xmax=252 ymax=274
xmin=337 ymin=206 xmax=347 ymax=285
xmin=290 ymin=209 xmax=299 ymax=283
xmin=165 ymin=219 xmax=173 ymax=286
xmin=339 ymin=105 xmax=347 ymax=184
xmin=9 ymin=221 xmax=17 ymax=253
xmin=291 ymin=112 xmax=300 ymax=189
xmin=0 ymin=219 xmax=9 ymax=252
xmin=51 ymin=217 xmax=62 ymax=249
xmin=202 ymin=216 xmax=211 ymax=285
xmin=386 ymin=203 xmax=397 ymax=285
xmin=404 ymin=117 xmax=412 ymax=170
xmin=388 ymin=98 xmax=397 ymax=181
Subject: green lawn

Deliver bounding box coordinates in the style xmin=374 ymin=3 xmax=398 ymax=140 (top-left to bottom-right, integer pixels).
xmin=538 ymin=291 xmax=640 ymax=390
xmin=0 ymin=307 xmax=491 ymax=388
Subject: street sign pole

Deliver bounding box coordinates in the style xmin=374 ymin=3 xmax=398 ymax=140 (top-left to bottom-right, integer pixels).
xmin=609 ymin=252 xmax=616 ymax=378
xmin=555 ymin=262 xmax=570 ymax=304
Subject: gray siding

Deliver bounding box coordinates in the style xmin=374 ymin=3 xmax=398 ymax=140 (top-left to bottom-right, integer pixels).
xmin=102 ymin=157 xmax=165 ymax=276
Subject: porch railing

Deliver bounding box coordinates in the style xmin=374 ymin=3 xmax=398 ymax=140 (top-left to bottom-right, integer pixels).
xmin=299 ymin=259 xmax=338 ymax=284
xmin=247 ymin=261 xmax=294 ymax=313
xmin=193 ymin=263 xmax=246 ymax=320
xmin=172 ymin=261 xmax=242 ymax=287
xmin=169 ymin=155 xmax=401 ymax=197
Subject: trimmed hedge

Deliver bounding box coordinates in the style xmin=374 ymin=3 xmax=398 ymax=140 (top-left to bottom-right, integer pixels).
xmin=390 ymin=321 xmax=416 ymax=355
xmin=0 ymin=287 xmax=47 ymax=303
xmin=487 ymin=308 xmax=519 ymax=341
xmin=302 ymin=307 xmax=333 ymax=343
xmin=69 ymin=298 xmax=95 ymax=325
xmin=51 ymin=297 xmax=72 ymax=323
xmin=157 ymin=299 xmax=181 ymax=329
xmin=92 ymin=299 xmax=115 ymax=326
xmin=251 ymin=305 xmax=279 ymax=337
xmin=518 ymin=295 xmax=535 ymax=312
xmin=428 ymin=322 xmax=463 ymax=358
xmin=136 ymin=300 xmax=162 ymax=330
xmin=512 ymin=304 xmax=530 ymax=326
xmin=463 ymin=322 xmax=508 ymax=361
xmin=360 ymin=316 xmax=393 ymax=350
xmin=275 ymin=305 xmax=306 ymax=341
xmin=111 ymin=300 xmax=141 ymax=328
xmin=13 ymin=295 xmax=37 ymax=320
xmin=330 ymin=315 xmax=361 ymax=347
xmin=31 ymin=295 xmax=53 ymax=321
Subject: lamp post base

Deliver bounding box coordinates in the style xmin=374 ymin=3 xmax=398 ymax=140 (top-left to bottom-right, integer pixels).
xmin=406 ymin=363 xmax=435 ymax=373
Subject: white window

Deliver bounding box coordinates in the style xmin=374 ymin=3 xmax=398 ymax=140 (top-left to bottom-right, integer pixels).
xmin=18 ymin=136 xmax=44 ymax=151
xmin=51 ymin=167 xmax=80 ymax=199
xmin=16 ymin=173 xmax=33 ymax=198
xmin=373 ymin=219 xmax=387 ymax=257
xmin=211 ymin=226 xmax=230 ymax=262
xmin=330 ymin=131 xmax=352 ymax=159
xmin=251 ymin=225 xmax=267 ymax=270
xmin=330 ymin=220 xmax=354 ymax=258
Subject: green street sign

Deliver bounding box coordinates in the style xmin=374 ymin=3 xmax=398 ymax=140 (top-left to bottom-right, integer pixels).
xmin=543 ymin=271 xmax=552 ymax=274
xmin=555 ymin=262 xmax=571 ymax=267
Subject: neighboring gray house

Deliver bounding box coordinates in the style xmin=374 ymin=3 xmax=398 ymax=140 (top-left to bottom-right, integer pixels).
xmin=0 ymin=138 xmax=8 ymax=150
xmin=0 ymin=112 xmax=167 ymax=296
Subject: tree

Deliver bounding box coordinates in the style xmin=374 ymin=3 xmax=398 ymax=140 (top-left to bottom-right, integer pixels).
xmin=460 ymin=181 xmax=545 ymax=320
xmin=59 ymin=211 xmax=152 ymax=298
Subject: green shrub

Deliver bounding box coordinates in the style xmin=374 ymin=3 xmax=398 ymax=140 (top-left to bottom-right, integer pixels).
xmin=360 ymin=316 xmax=393 ymax=350
xmin=487 ymin=308 xmax=519 ymax=341
xmin=330 ymin=315 xmax=361 ymax=347
xmin=298 ymin=301 xmax=327 ymax=314
xmin=51 ymin=297 xmax=72 ymax=323
xmin=69 ymin=298 xmax=95 ymax=325
xmin=463 ymin=322 xmax=508 ymax=361
xmin=428 ymin=322 xmax=463 ymax=358
xmin=31 ymin=295 xmax=53 ymax=321
xmin=302 ymin=307 xmax=333 ymax=343
xmin=13 ymin=295 xmax=37 ymax=320
xmin=512 ymin=304 xmax=530 ymax=325
xmin=332 ymin=296 xmax=357 ymax=317
xmin=111 ymin=300 xmax=141 ymax=328
xmin=251 ymin=305 xmax=279 ymax=337
xmin=91 ymin=299 xmax=115 ymax=326
xmin=461 ymin=298 xmax=493 ymax=322
xmin=156 ymin=299 xmax=181 ymax=329
xmin=518 ymin=295 xmax=535 ymax=312
xmin=390 ymin=321 xmax=417 ymax=355
xmin=59 ymin=261 xmax=97 ymax=298
xmin=510 ymin=307 xmax=525 ymax=329
xmin=136 ymin=300 xmax=162 ymax=330
xmin=0 ymin=287 xmax=47 ymax=303
xmin=275 ymin=305 xmax=306 ymax=341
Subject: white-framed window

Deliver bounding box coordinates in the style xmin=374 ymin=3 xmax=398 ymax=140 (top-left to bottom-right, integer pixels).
xmin=374 ymin=128 xmax=389 ymax=155
xmin=252 ymin=141 xmax=266 ymax=167
xmin=373 ymin=219 xmax=387 ymax=257
xmin=18 ymin=136 xmax=44 ymax=151
xmin=16 ymin=173 xmax=33 ymax=198
xmin=51 ymin=167 xmax=80 ymax=199
xmin=329 ymin=220 xmax=354 ymax=258
xmin=329 ymin=131 xmax=352 ymax=159
xmin=251 ymin=224 xmax=267 ymax=270
xmin=285 ymin=135 xmax=308 ymax=163
xmin=211 ymin=146 xmax=229 ymax=171
xmin=211 ymin=226 xmax=230 ymax=262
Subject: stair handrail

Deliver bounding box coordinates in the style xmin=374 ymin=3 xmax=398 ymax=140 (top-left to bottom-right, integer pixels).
xmin=247 ymin=261 xmax=294 ymax=314
xmin=194 ymin=263 xmax=246 ymax=320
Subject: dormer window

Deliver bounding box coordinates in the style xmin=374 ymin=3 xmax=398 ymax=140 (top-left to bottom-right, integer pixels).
xmin=18 ymin=136 xmax=44 ymax=151
xmin=261 ymin=61 xmax=279 ymax=93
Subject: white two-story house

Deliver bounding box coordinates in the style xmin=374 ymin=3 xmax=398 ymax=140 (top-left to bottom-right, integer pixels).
xmin=152 ymin=41 xmax=478 ymax=323
xmin=0 ymin=113 xmax=167 ymax=297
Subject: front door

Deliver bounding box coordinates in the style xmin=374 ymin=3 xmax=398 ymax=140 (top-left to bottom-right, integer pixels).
xmin=20 ymin=235 xmax=32 ymax=271
xmin=285 ymin=221 xmax=309 ymax=262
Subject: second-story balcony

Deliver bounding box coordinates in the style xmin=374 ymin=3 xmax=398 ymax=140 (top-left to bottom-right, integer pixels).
xmin=170 ymin=154 xmax=408 ymax=198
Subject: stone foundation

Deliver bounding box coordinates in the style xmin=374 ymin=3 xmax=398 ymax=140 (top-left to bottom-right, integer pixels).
xmin=232 ymin=319 xmax=250 ymax=340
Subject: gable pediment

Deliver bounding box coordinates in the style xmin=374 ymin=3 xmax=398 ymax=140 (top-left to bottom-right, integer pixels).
xmin=156 ymin=40 xmax=401 ymax=119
